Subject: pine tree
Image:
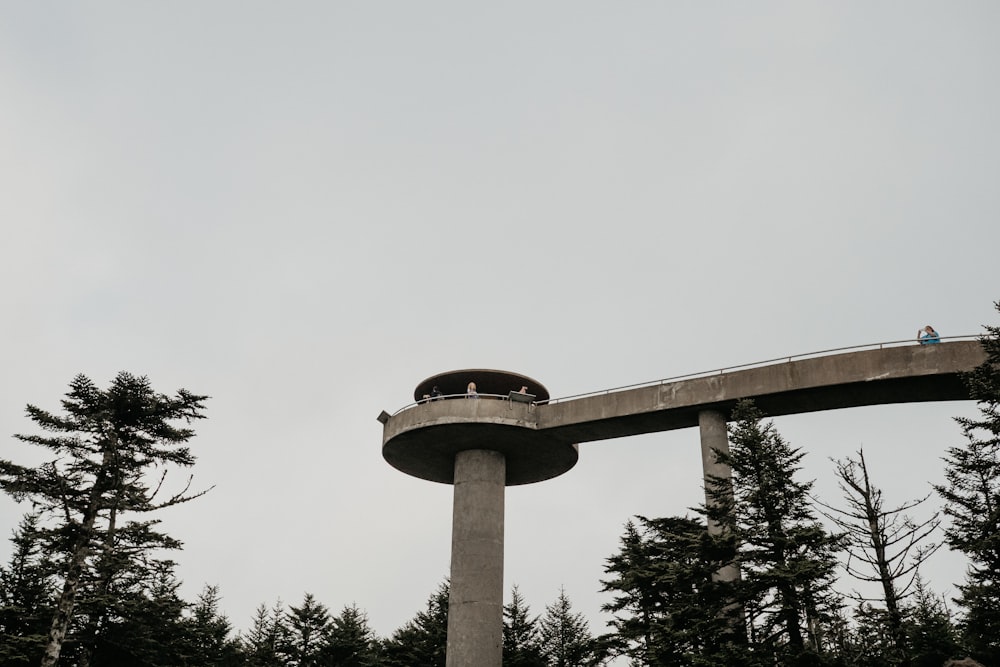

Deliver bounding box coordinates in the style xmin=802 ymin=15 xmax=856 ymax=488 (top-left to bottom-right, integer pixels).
xmin=240 ymin=600 xmax=285 ymax=667
xmin=850 ymin=602 xmax=897 ymax=667
xmin=504 ymin=585 xmax=545 ymax=667
xmin=327 ymin=603 xmax=378 ymax=667
xmin=538 ymin=587 xmax=595 ymax=667
xmin=820 ymin=606 xmax=857 ymax=666
xmin=178 ymin=584 xmax=240 ymax=666
xmin=600 ymin=515 xmax=738 ymax=665
xmin=710 ymin=400 xmax=845 ymax=664
xmin=903 ymin=576 xmax=961 ymax=667
xmin=0 ymin=512 xmax=55 ymax=666
xmin=75 ymin=560 xmax=189 ymax=667
xmin=935 ymin=302 xmax=1000 ymax=664
xmin=0 ymin=373 xmax=210 ymax=667
xmin=380 ymin=580 xmax=449 ymax=667
xmin=69 ymin=518 xmax=187 ymax=666
xmin=279 ymin=592 xmax=332 ymax=667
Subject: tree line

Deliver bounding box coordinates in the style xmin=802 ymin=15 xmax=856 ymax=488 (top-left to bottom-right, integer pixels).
xmin=2 ymin=302 xmax=999 ymax=666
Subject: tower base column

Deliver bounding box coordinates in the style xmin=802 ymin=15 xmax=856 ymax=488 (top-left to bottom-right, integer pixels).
xmin=699 ymin=409 xmax=741 ymax=585
xmin=446 ymin=449 xmax=505 ymax=667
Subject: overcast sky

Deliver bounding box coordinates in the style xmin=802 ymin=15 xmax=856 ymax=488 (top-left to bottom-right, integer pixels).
xmin=2 ymin=1 xmax=998 ymax=643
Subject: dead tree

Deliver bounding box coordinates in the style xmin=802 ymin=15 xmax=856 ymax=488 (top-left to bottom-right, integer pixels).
xmin=819 ymin=449 xmax=941 ymax=663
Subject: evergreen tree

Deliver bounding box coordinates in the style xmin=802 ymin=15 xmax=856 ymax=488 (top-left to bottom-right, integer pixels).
xmin=600 ymin=519 xmax=659 ymax=664
xmin=504 ymin=585 xmax=545 ymax=667
xmin=709 ymin=400 xmax=845 ymax=664
xmin=538 ymin=587 xmax=595 ymax=667
xmin=279 ymin=592 xmax=332 ymax=667
xmin=903 ymin=576 xmax=961 ymax=667
xmin=178 ymin=584 xmax=240 ymax=666
xmin=327 ymin=603 xmax=379 ymax=667
xmin=0 ymin=512 xmax=55 ymax=666
xmin=79 ymin=560 xmax=189 ymax=667
xmin=600 ymin=515 xmax=739 ymax=665
xmin=0 ymin=372 xmax=210 ymax=667
xmin=935 ymin=302 xmax=1000 ymax=664
xmin=240 ymin=601 xmax=285 ymax=667
xmin=820 ymin=607 xmax=857 ymax=666
xmin=850 ymin=602 xmax=897 ymax=667
xmin=70 ymin=519 xmax=186 ymax=666
xmin=380 ymin=580 xmax=449 ymax=667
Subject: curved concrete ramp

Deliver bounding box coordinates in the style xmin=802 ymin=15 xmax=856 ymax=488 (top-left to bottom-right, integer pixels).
xmin=380 ymin=340 xmax=985 ymax=484
xmin=538 ymin=340 xmax=985 ymax=444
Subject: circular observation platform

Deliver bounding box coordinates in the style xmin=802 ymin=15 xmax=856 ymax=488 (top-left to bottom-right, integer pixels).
xmin=382 ymin=369 xmax=577 ymax=486
xmin=413 ymin=368 xmax=551 ymax=403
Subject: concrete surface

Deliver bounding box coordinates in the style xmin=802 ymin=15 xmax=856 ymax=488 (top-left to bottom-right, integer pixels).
xmin=382 ymin=341 xmax=984 ymax=483
xmin=379 ymin=340 xmax=986 ymax=667
xmin=446 ymin=450 xmax=505 ymax=667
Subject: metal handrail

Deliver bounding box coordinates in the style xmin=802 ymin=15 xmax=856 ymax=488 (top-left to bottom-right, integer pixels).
xmin=418 ymin=393 xmax=508 ymax=403
xmin=389 ymin=335 xmax=984 ymax=415
xmin=541 ymin=335 xmax=983 ymax=405
xmin=394 ymin=393 xmax=512 ymax=415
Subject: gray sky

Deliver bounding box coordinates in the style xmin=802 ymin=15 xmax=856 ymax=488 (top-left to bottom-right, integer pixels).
xmin=1 ymin=1 xmax=998 ymax=642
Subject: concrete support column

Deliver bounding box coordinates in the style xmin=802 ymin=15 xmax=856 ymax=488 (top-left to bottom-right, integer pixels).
xmin=446 ymin=449 xmax=505 ymax=667
xmin=698 ymin=409 xmax=741 ymax=585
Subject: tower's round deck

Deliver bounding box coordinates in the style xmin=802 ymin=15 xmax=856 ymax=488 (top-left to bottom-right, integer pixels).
xmin=386 ymin=369 xmax=576 ymax=485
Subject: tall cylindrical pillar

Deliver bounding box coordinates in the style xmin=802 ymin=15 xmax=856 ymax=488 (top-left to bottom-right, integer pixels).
xmin=699 ymin=409 xmax=741 ymax=584
xmin=446 ymin=449 xmax=505 ymax=667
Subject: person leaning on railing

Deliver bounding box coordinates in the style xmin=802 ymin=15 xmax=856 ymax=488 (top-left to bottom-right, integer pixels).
xmin=918 ymin=325 xmax=941 ymax=344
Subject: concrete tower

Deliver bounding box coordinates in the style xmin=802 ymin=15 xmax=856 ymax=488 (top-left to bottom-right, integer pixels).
xmin=380 ymin=369 xmax=578 ymax=667
xmin=378 ymin=341 xmax=985 ymax=666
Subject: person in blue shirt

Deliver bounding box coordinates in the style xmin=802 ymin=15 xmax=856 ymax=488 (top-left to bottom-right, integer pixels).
xmin=918 ymin=325 xmax=940 ymax=344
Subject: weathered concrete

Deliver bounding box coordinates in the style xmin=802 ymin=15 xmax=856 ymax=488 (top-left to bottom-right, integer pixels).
xmin=447 ymin=450 xmax=505 ymax=667
xmin=382 ymin=398 xmax=579 ymax=485
xmin=699 ymin=409 xmax=741 ymax=584
xmin=378 ymin=341 xmax=985 ymax=667
xmin=385 ymin=369 xmax=574 ymax=485
xmin=534 ymin=340 xmax=984 ymax=444
xmin=699 ymin=411 xmax=731 ymax=534
xmin=383 ymin=343 xmax=984 ymax=469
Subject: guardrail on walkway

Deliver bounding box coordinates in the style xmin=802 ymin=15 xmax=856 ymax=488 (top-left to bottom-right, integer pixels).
xmin=542 ymin=335 xmax=983 ymax=405
xmin=390 ymin=335 xmax=984 ymax=415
